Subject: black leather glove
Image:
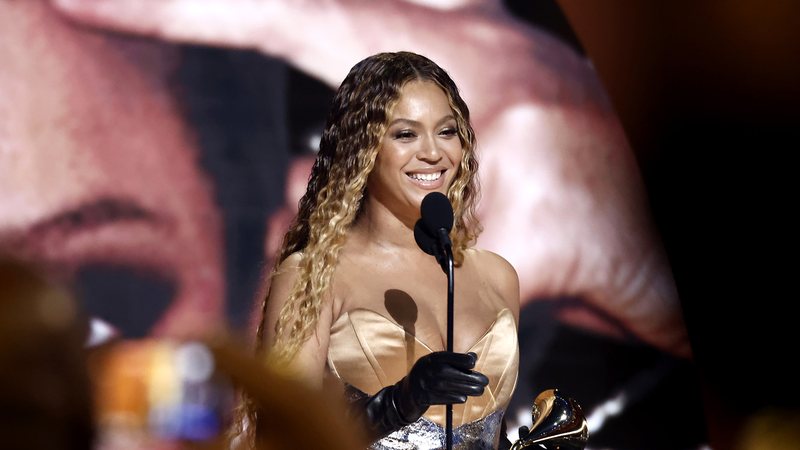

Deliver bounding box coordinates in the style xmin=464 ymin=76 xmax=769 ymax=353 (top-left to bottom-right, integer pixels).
xmin=356 ymin=351 xmax=489 ymax=440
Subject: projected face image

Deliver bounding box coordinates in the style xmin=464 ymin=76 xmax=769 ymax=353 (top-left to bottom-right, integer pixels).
xmin=40 ymin=0 xmax=690 ymax=359
xmin=1 ymin=1 xmax=712 ymax=448
xmin=0 ymin=1 xmax=225 ymax=340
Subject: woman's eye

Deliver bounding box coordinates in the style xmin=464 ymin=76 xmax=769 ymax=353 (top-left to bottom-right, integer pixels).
xmin=395 ymin=130 xmax=416 ymax=140
xmin=440 ymin=127 xmax=458 ymax=137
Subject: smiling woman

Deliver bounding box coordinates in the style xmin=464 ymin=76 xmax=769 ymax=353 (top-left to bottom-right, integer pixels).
xmin=368 ymin=80 xmax=464 ymax=226
xmin=248 ymin=52 xmax=520 ymax=449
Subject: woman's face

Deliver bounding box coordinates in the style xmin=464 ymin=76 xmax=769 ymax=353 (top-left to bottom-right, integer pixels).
xmin=366 ymin=80 xmax=463 ymax=222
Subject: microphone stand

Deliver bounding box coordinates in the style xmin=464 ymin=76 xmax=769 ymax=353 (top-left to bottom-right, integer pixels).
xmin=436 ymin=229 xmax=455 ymax=450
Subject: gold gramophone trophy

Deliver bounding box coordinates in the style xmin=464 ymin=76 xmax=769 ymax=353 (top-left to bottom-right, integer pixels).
xmin=510 ymin=389 xmax=589 ymax=450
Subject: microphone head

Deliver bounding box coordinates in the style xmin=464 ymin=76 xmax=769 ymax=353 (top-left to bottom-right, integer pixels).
xmin=420 ymin=192 xmax=454 ymax=234
xmin=414 ymin=220 xmax=437 ymax=256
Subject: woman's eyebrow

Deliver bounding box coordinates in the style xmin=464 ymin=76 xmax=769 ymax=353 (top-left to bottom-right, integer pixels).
xmin=387 ymin=115 xmax=456 ymax=128
xmin=387 ymin=118 xmax=421 ymax=127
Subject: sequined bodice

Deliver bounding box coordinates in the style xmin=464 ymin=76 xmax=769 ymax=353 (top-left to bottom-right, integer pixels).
xmin=327 ymin=308 xmax=519 ymax=449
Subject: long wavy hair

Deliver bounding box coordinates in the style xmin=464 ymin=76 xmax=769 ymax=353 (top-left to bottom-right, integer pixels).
xmin=241 ymin=51 xmax=481 ymax=442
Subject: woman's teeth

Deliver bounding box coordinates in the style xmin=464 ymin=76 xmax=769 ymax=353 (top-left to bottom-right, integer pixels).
xmin=408 ymin=172 xmax=442 ymax=181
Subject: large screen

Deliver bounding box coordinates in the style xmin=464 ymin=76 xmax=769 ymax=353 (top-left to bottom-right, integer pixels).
xmin=0 ymin=1 xmax=706 ymax=448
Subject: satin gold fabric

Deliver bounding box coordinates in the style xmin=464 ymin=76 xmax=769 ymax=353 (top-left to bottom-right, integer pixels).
xmin=328 ymin=308 xmax=519 ymax=427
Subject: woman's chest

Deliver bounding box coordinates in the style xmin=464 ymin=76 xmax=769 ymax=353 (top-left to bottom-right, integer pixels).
xmin=331 ymin=261 xmax=507 ymax=353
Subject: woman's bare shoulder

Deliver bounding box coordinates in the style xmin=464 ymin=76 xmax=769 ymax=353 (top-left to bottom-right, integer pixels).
xmin=274 ymin=252 xmax=303 ymax=273
xmin=465 ymin=247 xmax=517 ymax=276
xmin=265 ymin=252 xmax=303 ymax=310
xmin=465 ymin=247 xmax=520 ymax=317
xmin=271 ymin=251 xmax=338 ymax=313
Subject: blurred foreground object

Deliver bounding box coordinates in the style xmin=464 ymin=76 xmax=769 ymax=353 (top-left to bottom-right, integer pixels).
xmin=511 ymin=389 xmax=588 ymax=450
xmin=0 ymin=258 xmax=94 ymax=450
xmin=1 ymin=256 xmax=368 ymax=450
xmin=91 ymin=339 xmax=235 ymax=449
xmin=205 ymin=336 xmax=368 ymax=450
xmin=91 ymin=334 xmax=367 ymax=450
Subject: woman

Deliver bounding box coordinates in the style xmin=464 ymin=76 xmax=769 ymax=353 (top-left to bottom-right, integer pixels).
xmin=253 ymin=51 xmax=520 ymax=449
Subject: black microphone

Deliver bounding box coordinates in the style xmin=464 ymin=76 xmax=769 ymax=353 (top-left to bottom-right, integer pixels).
xmin=414 ymin=191 xmax=457 ymax=450
xmin=420 ymin=191 xmax=453 ymax=248
xmin=414 ymin=192 xmax=454 ymax=273
xmin=413 ymin=221 xmax=438 ymax=257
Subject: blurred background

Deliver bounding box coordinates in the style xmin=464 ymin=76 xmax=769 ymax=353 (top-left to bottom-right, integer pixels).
xmin=1 ymin=0 xmax=797 ymax=448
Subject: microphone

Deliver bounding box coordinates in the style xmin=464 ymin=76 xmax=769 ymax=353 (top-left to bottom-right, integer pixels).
xmin=413 ymin=191 xmax=457 ymax=450
xmin=414 ymin=192 xmax=454 ymax=273
xmin=420 ymin=192 xmax=453 ymax=248
xmin=413 ymin=221 xmax=438 ymax=257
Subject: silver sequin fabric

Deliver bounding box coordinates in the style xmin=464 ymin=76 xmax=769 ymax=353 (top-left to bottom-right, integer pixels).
xmin=369 ymin=409 xmax=503 ymax=450
xmin=345 ymin=384 xmax=503 ymax=450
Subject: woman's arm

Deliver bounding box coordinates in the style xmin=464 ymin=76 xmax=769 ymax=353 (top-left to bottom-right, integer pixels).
xmin=261 ymin=253 xmax=332 ymax=390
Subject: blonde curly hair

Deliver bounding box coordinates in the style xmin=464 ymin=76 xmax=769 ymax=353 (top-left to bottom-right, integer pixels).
xmin=242 ymin=51 xmax=481 ymax=442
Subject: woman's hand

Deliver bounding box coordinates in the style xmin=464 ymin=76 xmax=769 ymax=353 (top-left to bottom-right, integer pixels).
xmin=359 ymin=350 xmax=489 ymax=438
xmin=398 ymin=351 xmax=489 ymax=416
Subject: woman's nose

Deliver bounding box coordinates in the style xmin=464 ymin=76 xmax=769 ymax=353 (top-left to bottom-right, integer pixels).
xmin=416 ymin=135 xmax=442 ymax=161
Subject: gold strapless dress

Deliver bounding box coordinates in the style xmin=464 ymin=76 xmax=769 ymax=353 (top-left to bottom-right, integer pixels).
xmin=328 ymin=308 xmax=519 ymax=450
